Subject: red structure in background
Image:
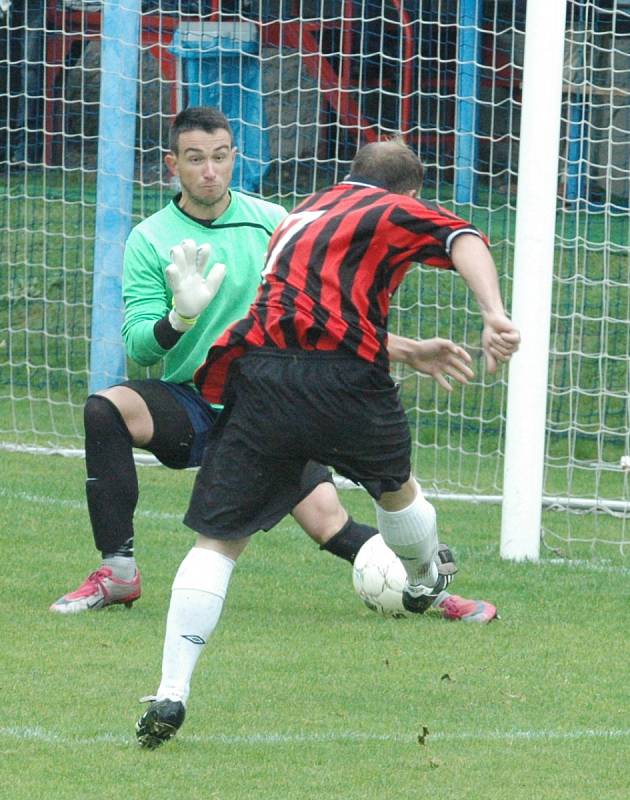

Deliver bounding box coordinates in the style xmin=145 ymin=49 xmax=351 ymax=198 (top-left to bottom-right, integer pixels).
xmin=42 ymin=2 xmax=419 ymax=165
xmin=44 ymin=5 xmax=179 ymax=163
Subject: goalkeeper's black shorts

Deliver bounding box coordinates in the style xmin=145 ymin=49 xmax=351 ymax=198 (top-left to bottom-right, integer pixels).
xmin=184 ymin=349 xmax=411 ymax=540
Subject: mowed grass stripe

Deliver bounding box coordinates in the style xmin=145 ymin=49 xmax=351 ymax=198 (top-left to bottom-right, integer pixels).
xmin=3 ymin=725 xmax=630 ymax=747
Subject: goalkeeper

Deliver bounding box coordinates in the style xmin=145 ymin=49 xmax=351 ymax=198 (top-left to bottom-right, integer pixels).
xmin=50 ymin=107 xmax=474 ymax=615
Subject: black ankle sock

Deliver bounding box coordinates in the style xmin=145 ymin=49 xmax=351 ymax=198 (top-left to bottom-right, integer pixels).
xmin=102 ymin=536 xmax=135 ymax=559
xmin=320 ymin=517 xmax=377 ymax=564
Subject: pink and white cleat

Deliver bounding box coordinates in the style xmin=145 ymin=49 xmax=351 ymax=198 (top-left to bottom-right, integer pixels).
xmin=49 ymin=567 xmax=141 ymax=614
xmin=434 ymin=593 xmax=498 ymax=623
xmin=403 ymin=575 xmax=498 ymax=623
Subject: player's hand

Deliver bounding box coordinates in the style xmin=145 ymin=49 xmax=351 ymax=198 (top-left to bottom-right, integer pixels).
xmin=402 ymin=337 xmax=474 ymax=392
xmin=481 ymin=312 xmax=520 ymax=373
xmin=166 ymin=239 xmax=226 ymax=330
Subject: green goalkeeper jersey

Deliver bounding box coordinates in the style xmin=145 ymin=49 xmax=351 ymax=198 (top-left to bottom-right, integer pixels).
xmin=122 ymin=191 xmax=287 ymax=386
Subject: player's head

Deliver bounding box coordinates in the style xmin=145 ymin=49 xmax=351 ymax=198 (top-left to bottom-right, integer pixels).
xmin=165 ymin=107 xmax=237 ymax=219
xmin=168 ymin=106 xmax=234 ymax=153
xmin=349 ymin=139 xmax=424 ymax=196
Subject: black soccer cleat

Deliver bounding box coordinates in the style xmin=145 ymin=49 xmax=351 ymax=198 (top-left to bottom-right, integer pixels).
xmin=136 ymin=698 xmax=186 ymax=750
xmin=402 ymin=572 xmax=449 ymax=614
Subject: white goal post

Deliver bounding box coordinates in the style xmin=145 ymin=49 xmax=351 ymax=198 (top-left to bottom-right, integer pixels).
xmin=1 ymin=0 xmax=629 ymax=562
xmin=500 ymin=0 xmax=567 ymax=561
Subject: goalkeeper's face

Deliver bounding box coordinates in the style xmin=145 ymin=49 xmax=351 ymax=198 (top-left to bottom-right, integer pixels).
xmin=166 ymin=128 xmax=237 ymax=219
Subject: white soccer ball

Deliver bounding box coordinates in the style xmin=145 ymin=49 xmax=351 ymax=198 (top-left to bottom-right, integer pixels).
xmin=352 ymin=534 xmax=409 ymax=618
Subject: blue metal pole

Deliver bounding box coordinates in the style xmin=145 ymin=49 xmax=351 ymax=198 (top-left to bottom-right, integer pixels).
xmin=565 ymin=2 xmax=587 ymax=207
xmin=89 ymin=0 xmax=141 ymax=393
xmin=454 ymin=0 xmax=482 ymax=205
xmin=565 ymin=95 xmax=585 ymax=204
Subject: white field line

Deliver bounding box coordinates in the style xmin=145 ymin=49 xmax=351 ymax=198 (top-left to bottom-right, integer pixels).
xmin=1 ymin=725 xmax=629 ymax=748
xmin=0 ymin=486 xmax=181 ymax=521
xmin=2 ymin=486 xmax=629 ymax=573
xmin=5 ymin=443 xmax=630 ymax=513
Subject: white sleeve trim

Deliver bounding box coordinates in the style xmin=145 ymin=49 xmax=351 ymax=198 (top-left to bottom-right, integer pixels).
xmin=445 ymin=227 xmax=482 ymax=256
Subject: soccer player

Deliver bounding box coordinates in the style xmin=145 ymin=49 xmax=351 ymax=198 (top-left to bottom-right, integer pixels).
xmin=135 ymin=138 xmax=520 ymax=748
xmin=49 ymin=107 xmax=472 ymax=615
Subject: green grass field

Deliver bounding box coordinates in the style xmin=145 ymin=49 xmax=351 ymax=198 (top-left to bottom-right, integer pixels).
xmin=2 ymin=450 xmax=628 ymax=800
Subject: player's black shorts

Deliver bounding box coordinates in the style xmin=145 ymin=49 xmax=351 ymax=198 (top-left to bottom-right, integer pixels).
xmin=184 ymin=350 xmax=411 ymax=540
xmin=121 ymin=378 xmax=331 ymax=502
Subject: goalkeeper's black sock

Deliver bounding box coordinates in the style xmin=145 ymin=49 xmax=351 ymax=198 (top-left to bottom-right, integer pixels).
xmin=320 ymin=517 xmax=378 ymax=564
xmin=104 ymin=536 xmax=134 ymax=558
xmin=84 ymin=394 xmax=139 ymax=558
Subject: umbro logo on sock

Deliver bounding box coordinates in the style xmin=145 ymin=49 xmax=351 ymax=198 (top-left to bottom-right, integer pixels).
xmin=181 ymin=634 xmax=206 ymax=645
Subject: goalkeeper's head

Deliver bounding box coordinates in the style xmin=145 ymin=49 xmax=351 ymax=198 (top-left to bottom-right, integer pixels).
xmin=349 ymin=138 xmax=424 ymax=196
xmin=169 ymin=106 xmax=234 ymax=154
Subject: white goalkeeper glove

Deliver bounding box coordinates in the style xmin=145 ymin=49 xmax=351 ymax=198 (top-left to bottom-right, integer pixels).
xmin=166 ymin=239 xmax=227 ymax=332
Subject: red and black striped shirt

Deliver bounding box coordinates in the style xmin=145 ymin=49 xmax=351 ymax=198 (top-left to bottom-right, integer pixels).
xmin=194 ymin=181 xmax=486 ymax=403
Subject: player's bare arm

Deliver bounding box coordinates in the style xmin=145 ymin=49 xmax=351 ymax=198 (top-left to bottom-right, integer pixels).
xmin=387 ymin=333 xmax=474 ymax=392
xmin=449 ymin=234 xmax=521 ymax=373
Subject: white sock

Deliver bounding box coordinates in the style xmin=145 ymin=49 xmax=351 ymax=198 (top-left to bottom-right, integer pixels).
xmin=156 ymin=547 xmax=235 ymax=706
xmin=102 ymin=555 xmax=137 ymax=581
xmin=375 ymin=483 xmax=439 ymax=590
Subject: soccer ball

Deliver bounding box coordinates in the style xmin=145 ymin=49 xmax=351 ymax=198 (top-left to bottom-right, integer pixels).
xmin=352 ymin=534 xmax=409 ymax=618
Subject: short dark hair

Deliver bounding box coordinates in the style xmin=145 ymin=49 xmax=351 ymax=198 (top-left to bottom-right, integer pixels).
xmin=349 ymin=139 xmax=424 ymax=194
xmin=169 ymin=107 xmax=234 ymax=153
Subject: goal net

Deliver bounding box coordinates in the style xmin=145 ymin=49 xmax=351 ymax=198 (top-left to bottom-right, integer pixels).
xmin=1 ymin=0 xmax=628 ymax=560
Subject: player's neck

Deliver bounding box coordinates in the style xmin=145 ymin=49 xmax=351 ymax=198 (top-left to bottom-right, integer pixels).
xmin=178 ymin=191 xmax=231 ymax=223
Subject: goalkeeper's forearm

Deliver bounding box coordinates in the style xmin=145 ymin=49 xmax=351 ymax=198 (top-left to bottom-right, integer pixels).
xmin=152 ymin=286 xmax=220 ymax=351
xmin=152 ymin=312 xmax=189 ymax=351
